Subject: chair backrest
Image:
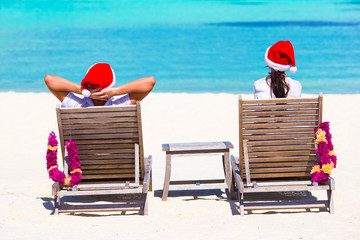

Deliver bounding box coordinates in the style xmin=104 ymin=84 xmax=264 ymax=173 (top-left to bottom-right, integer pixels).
xmin=56 ymin=102 xmax=145 ymax=183
xmin=238 ymin=95 xmax=323 ymax=182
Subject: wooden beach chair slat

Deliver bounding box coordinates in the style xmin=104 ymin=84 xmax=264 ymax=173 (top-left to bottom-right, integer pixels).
xmin=81 ymin=174 xmax=136 ymax=180
xmin=62 ymin=117 xmax=137 ymax=124
xmin=242 ymin=115 xmax=319 ymax=123
xmin=246 ymin=166 xmax=313 ymax=173
xmin=52 ymin=102 xmax=152 ymax=215
xmin=247 ymin=139 xmax=314 ymax=146
xmin=78 ymin=155 xmax=135 ymax=161
xmin=81 ymin=162 xmax=134 ymax=169
xmin=63 ymin=133 xmax=139 ymax=140
xmin=243 ymin=121 xmax=318 ymax=128
xmin=243 ymin=127 xmax=315 ymax=134
xmin=83 ymin=168 xmax=136 ymax=174
xmin=77 ymin=143 xmax=135 ymax=150
xmin=61 ymin=111 xmax=137 ymax=119
xmin=248 ymin=172 xmax=311 ymax=179
xmin=242 ymin=103 xmax=319 ymax=111
xmin=62 ymin=122 xmax=138 ymax=130
xmin=244 ymin=133 xmax=315 ymax=141
xmin=58 ymin=105 xmax=136 ymax=113
xmin=76 ymin=148 xmax=135 ymax=154
xmin=230 ymin=95 xmax=335 ymax=216
xmin=242 ymin=109 xmax=318 ymax=117
xmin=247 ymin=155 xmax=317 ymax=163
xmin=80 ymin=162 xmax=135 ymax=169
xmin=242 ymin=97 xmax=319 ymax=104
xmin=72 ymin=138 xmax=138 ymax=145
xmin=248 ymin=145 xmax=314 ymax=152
xmin=63 ymin=127 xmax=138 ymax=135
xmin=247 ymin=150 xmax=316 ymax=157
xmin=249 ymin=161 xmax=316 ymax=167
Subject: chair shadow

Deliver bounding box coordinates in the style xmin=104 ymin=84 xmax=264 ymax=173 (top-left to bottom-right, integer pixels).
xmin=39 ymin=194 xmax=145 ymax=217
xmin=154 ymin=188 xmax=326 ymax=216
xmin=40 ymin=190 xmax=324 ymax=216
xmin=153 ymin=188 xmax=240 ymax=215
xmin=230 ymin=190 xmax=329 ymax=215
xmin=39 ymin=197 xmax=55 ymax=212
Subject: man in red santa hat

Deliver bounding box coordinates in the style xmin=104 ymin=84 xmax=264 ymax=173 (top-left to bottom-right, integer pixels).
xmin=254 ymin=40 xmax=302 ymax=99
xmin=45 ymin=63 xmax=156 ymax=107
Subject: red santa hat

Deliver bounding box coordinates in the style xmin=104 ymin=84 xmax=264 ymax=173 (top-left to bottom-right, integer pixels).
xmin=81 ymin=63 xmax=116 ymax=97
xmin=265 ymin=40 xmax=297 ymax=73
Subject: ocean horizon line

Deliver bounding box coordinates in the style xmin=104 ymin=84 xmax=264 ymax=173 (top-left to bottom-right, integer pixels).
xmin=2 ymin=91 xmax=359 ymax=96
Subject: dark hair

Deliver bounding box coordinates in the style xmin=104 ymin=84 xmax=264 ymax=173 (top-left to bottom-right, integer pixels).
xmin=266 ymin=69 xmax=289 ymax=98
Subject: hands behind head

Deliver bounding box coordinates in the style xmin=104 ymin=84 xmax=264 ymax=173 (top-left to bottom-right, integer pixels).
xmin=90 ymin=88 xmax=114 ymax=102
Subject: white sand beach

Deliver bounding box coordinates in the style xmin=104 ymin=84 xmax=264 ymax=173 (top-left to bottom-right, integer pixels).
xmin=0 ymin=92 xmax=359 ymax=240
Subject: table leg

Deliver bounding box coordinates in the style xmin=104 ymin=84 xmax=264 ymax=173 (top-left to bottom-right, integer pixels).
xmin=162 ymin=153 xmax=171 ymax=201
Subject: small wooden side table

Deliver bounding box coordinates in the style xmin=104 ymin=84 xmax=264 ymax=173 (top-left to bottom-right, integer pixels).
xmin=161 ymin=141 xmax=233 ymax=201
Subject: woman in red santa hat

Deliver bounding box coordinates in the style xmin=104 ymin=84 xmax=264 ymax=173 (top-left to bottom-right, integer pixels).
xmin=254 ymin=40 xmax=301 ymax=99
xmin=44 ymin=63 xmax=156 ymax=107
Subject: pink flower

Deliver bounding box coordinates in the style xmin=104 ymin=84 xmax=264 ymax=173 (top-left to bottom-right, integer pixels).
xmin=316 ymin=141 xmax=329 ymax=155
xmin=311 ymin=122 xmax=337 ymax=184
xmin=48 ymin=131 xmax=58 ymax=147
xmin=66 ymin=140 xmax=81 ymax=171
xmin=311 ymin=171 xmax=329 ymax=184
xmin=49 ymin=168 xmax=65 ymax=185
xmin=46 ymin=150 xmax=58 ymax=169
xmin=330 ymin=155 xmax=337 ymax=168
xmin=69 ymin=172 xmax=82 ymax=186
xmin=46 ymin=132 xmax=82 ymax=186
xmin=320 ymin=122 xmax=334 ymax=151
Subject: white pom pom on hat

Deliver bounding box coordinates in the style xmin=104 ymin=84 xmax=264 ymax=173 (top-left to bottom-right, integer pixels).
xmin=289 ymin=66 xmax=297 ymax=73
xmin=81 ymin=63 xmax=116 ymax=97
xmin=265 ymin=40 xmax=297 ymax=73
xmin=81 ymin=89 xmax=91 ymax=97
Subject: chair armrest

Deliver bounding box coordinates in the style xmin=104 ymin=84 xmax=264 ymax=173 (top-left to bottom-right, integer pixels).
xmin=231 ymin=155 xmax=244 ymax=193
xmin=326 ymin=176 xmax=335 ymax=190
xmin=243 ymin=140 xmax=252 ymax=186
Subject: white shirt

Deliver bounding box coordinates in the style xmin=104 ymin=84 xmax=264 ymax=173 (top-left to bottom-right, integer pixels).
xmin=253 ymin=77 xmax=302 ymax=99
xmin=61 ymin=92 xmax=132 ymax=108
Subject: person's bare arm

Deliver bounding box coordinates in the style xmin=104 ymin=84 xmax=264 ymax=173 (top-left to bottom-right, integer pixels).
xmin=92 ymin=76 xmax=156 ymax=104
xmin=44 ymin=74 xmax=82 ymax=102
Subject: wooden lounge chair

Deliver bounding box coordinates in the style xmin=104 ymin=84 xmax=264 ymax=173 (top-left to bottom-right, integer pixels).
xmin=52 ymin=102 xmax=152 ymax=215
xmin=230 ymin=94 xmax=335 ymax=216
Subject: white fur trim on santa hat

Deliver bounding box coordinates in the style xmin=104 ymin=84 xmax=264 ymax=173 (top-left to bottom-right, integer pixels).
xmin=103 ymin=67 xmax=116 ymax=90
xmin=265 ymin=46 xmax=293 ymax=73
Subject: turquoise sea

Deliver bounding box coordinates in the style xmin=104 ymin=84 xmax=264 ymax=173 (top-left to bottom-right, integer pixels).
xmin=0 ymin=0 xmax=359 ymax=94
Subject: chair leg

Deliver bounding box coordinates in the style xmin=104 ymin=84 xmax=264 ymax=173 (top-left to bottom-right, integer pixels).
xmin=54 ymin=195 xmax=60 ymax=215
xmin=239 ymin=192 xmax=245 ymax=216
xmin=229 ymin=156 xmax=239 ymax=200
xmin=52 ymin=183 xmax=60 ymax=215
xmin=149 ymin=169 xmax=153 ymax=192
xmin=162 ymin=154 xmax=171 ymax=201
xmin=141 ymin=193 xmax=148 ymax=216
xmin=327 ymin=189 xmax=334 ymax=214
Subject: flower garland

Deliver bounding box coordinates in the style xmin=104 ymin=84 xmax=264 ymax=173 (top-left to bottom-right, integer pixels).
xmin=46 ymin=131 xmax=82 ymax=186
xmin=311 ymin=122 xmax=337 ymax=184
